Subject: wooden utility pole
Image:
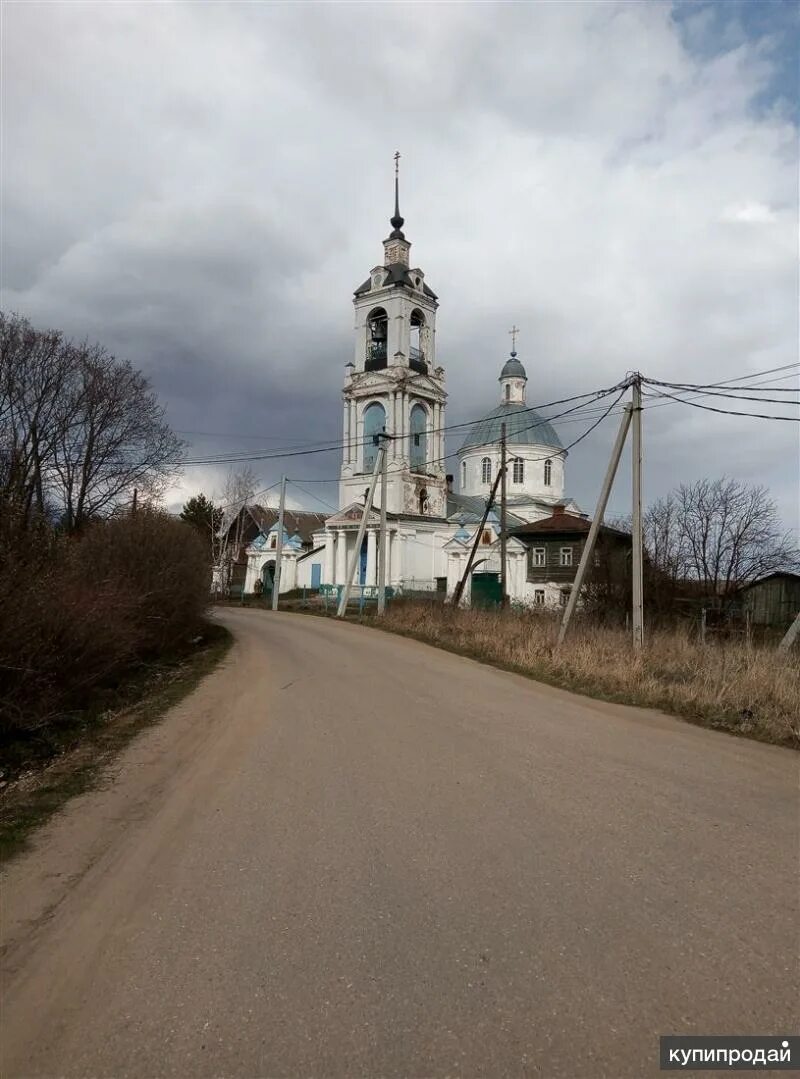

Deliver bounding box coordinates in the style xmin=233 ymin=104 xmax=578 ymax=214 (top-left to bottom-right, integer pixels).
xmin=558 ymin=405 xmax=633 ymax=647
xmin=377 ymin=433 xmax=389 ymax=615
xmin=337 ymin=441 xmax=386 ymax=618
xmin=271 ymin=475 xmax=287 ymax=611
xmin=451 ymin=466 xmax=504 ymax=609
xmin=631 ymin=374 xmax=644 ymax=649
xmin=132 ymin=488 xmax=138 ymax=515
xmin=500 ymin=422 xmax=508 ymax=608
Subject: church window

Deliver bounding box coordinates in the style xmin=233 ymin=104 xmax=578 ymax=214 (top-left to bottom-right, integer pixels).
xmin=363 ymin=402 xmax=386 ymax=472
xmin=505 ymin=384 xmax=510 ymax=401
xmin=532 ymin=547 xmax=545 ymax=567
xmin=481 ymin=529 xmax=492 ymax=545
xmin=410 ymin=404 xmax=427 ymax=472
xmin=481 ymin=457 xmax=492 ymax=484
xmin=513 ymin=458 xmax=524 ymax=484
xmin=366 ymin=308 xmax=388 ymax=370
xmin=559 ymin=546 xmax=573 ymax=567
xmin=460 ymin=460 xmax=467 ymax=489
xmin=544 ymin=458 xmax=552 ymax=486
xmin=410 ymin=310 xmax=426 ymax=373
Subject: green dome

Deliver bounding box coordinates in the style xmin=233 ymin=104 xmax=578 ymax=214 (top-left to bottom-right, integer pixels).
xmin=459 ymin=402 xmax=563 ymax=452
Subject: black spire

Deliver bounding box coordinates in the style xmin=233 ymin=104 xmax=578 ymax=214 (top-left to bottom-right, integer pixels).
xmin=390 ymin=150 xmax=405 ymax=238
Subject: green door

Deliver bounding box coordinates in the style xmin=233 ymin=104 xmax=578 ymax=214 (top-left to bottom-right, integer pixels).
xmin=472 ymin=572 xmax=502 ymax=608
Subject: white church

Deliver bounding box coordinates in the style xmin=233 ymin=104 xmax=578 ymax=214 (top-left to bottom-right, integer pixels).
xmin=242 ymin=172 xmax=586 ymax=607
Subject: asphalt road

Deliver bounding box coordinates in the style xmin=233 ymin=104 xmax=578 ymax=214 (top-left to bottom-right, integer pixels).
xmin=2 ymin=609 xmax=797 ymax=1078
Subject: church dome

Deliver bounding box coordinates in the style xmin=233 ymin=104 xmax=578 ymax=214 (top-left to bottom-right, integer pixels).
xmin=459 ymin=402 xmax=563 ymax=451
xmin=499 ymin=353 xmax=527 ymax=380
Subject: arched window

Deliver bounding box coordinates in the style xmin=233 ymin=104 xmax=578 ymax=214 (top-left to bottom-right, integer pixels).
xmin=410 ymin=404 xmax=427 ymax=472
xmin=544 ymin=458 xmax=552 ymax=486
xmin=481 ymin=457 xmax=492 ymax=484
xmin=366 ymin=308 xmax=388 ymax=370
xmin=363 ymin=402 xmax=386 ymax=471
xmin=410 ymin=310 xmax=427 ymax=373
xmin=505 ymin=384 xmax=510 ymax=401
xmin=513 ymin=458 xmax=524 ymax=484
xmin=460 ymin=460 xmax=467 ymax=490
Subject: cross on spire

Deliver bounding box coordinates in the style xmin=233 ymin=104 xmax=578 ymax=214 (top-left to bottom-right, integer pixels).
xmin=508 ymin=325 xmax=520 ymax=354
xmin=390 ymin=150 xmax=405 ymax=235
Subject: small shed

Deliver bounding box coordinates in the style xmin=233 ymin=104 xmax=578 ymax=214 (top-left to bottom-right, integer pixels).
xmin=737 ymin=572 xmax=800 ymax=627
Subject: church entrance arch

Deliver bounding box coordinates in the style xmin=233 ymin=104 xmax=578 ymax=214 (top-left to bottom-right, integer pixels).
xmin=261 ymin=560 xmax=276 ymax=594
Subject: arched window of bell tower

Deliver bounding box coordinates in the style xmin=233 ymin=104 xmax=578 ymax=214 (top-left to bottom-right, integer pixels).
xmin=363 ymin=402 xmax=386 ymax=471
xmin=410 ymin=309 xmax=427 ymax=374
xmin=366 ymin=308 xmax=388 ymax=371
xmin=410 ymin=404 xmax=428 ymax=473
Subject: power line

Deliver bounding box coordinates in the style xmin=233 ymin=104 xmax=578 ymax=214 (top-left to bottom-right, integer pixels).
xmin=181 ymin=383 xmax=629 ymax=466
xmin=641 ymin=385 xmax=800 ymax=421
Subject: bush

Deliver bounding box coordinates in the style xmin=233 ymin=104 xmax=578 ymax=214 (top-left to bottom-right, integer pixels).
xmin=0 ymin=511 xmax=209 ymax=737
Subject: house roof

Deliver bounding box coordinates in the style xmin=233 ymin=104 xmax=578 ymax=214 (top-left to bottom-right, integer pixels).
xmin=736 ymin=571 xmax=800 ymax=592
xmin=246 ymin=505 xmax=327 ymax=545
xmin=509 ymin=510 xmax=629 ymax=540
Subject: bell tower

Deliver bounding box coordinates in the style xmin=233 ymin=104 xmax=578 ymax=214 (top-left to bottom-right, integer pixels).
xmin=339 ymin=154 xmax=448 ymax=519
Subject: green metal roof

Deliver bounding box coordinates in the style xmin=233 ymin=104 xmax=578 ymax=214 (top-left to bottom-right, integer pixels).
xmin=459 ymin=403 xmax=564 ymax=452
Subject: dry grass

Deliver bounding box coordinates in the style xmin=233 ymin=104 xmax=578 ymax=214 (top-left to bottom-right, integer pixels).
xmin=369 ymin=604 xmax=799 ymax=748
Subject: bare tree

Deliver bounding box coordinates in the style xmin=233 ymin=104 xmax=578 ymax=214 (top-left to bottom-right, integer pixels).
xmin=645 ymin=478 xmax=798 ymax=601
xmin=212 ymin=466 xmax=258 ymax=592
xmin=0 ymin=313 xmax=70 ymax=524
xmin=1 ymin=312 xmax=184 ymax=532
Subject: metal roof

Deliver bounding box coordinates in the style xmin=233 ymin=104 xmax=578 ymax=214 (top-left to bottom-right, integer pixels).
xmin=446 ymin=492 xmax=527 ymax=528
xmin=459 ymin=403 xmax=564 ymax=452
xmin=500 ymin=355 xmax=527 ymax=379
xmin=354 ymin=264 xmax=438 ymax=300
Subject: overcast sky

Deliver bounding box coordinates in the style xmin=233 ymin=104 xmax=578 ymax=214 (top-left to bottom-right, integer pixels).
xmin=2 ymin=0 xmax=798 ymax=526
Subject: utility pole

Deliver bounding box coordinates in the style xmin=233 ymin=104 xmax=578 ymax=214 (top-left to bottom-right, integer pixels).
xmin=377 ymin=432 xmax=389 ymax=615
xmin=500 ymin=422 xmax=508 ymax=608
xmin=631 ymin=374 xmax=644 ymax=649
xmin=558 ymin=405 xmax=633 ymax=646
xmin=272 ymin=475 xmax=287 ymax=611
xmin=132 ymin=488 xmax=138 ymax=515
xmin=337 ymin=440 xmax=386 ymax=618
xmin=451 ymin=465 xmax=504 ymax=609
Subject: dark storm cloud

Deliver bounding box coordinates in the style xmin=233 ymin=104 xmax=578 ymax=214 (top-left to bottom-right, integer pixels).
xmin=1 ymin=1 xmax=797 ymax=524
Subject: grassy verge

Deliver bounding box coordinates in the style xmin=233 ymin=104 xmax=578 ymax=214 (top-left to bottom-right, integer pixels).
xmin=259 ymin=598 xmax=798 ymax=748
xmin=361 ymin=604 xmax=799 ymax=748
xmin=0 ymin=621 xmax=232 ymax=863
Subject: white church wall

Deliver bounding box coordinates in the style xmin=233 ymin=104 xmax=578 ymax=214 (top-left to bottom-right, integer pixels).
xmin=459 ymin=444 xmax=566 ymax=501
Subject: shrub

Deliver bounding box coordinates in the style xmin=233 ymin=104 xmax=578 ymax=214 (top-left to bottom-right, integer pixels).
xmin=0 ymin=511 xmax=209 ymax=737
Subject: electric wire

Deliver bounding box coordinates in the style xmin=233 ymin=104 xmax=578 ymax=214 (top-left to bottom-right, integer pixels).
xmin=640 ymin=385 xmax=800 ymax=421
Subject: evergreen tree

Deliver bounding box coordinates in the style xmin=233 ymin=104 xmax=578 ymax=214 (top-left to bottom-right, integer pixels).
xmin=180 ymin=494 xmax=222 ymax=551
